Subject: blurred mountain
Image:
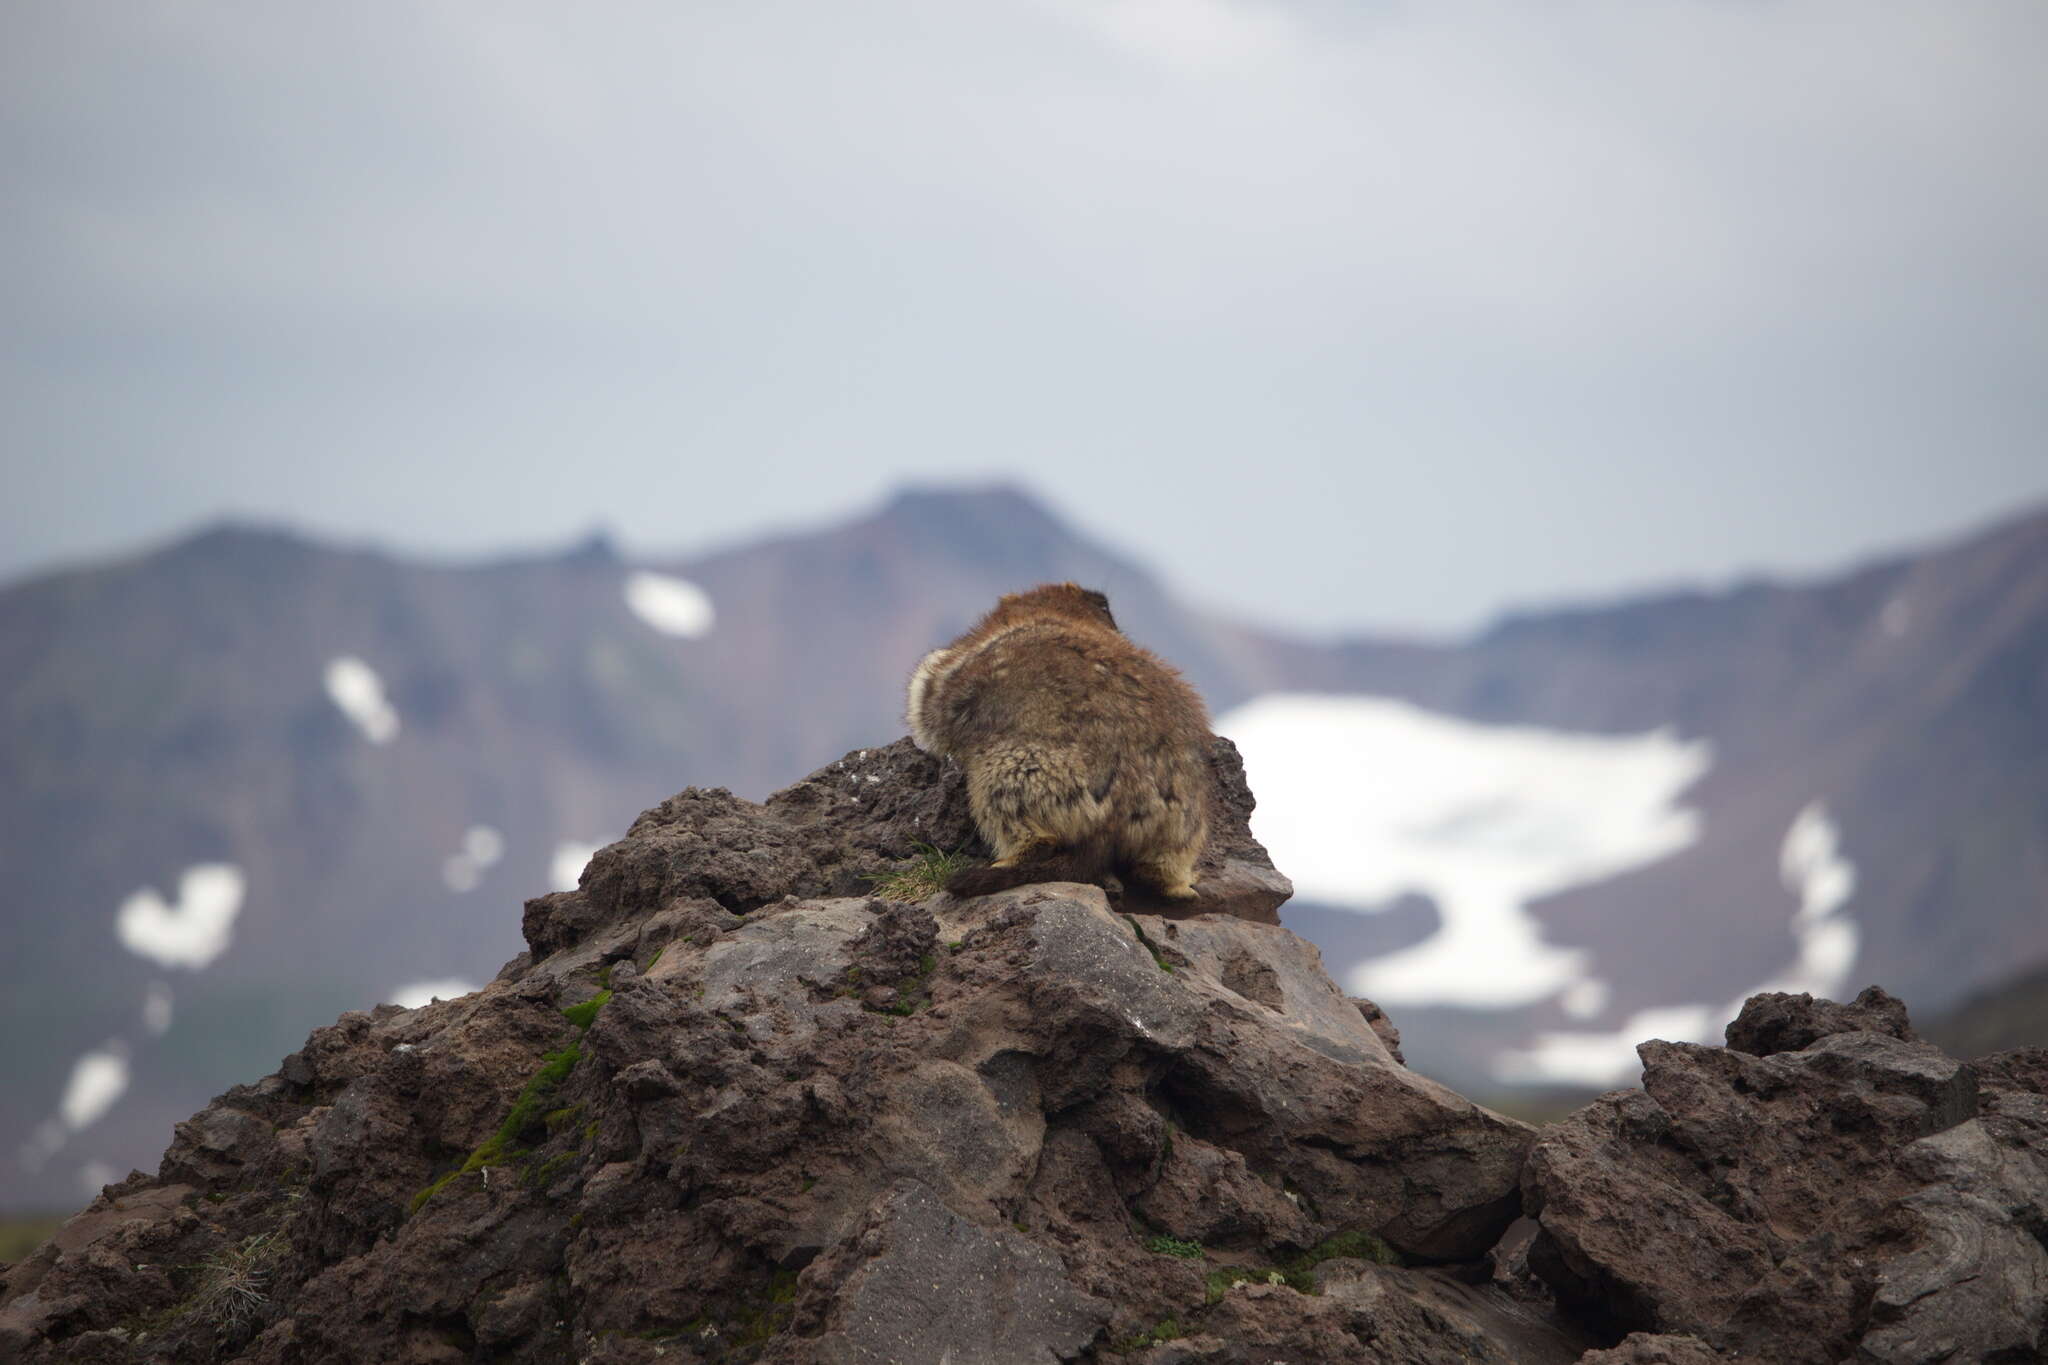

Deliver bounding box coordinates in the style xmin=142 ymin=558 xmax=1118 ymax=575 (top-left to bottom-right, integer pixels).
xmin=1921 ymin=962 xmax=2048 ymax=1059
xmin=2 ymin=484 xmax=2044 ymax=1212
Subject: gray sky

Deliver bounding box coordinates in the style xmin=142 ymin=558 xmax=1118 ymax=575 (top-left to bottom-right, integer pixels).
xmin=4 ymin=1 xmax=2045 ymax=635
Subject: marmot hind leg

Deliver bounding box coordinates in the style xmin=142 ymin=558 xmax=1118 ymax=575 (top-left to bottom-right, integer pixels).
xmin=1127 ymin=844 xmax=1201 ymax=901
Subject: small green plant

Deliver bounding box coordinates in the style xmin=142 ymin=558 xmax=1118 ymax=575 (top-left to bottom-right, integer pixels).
xmin=864 ymin=843 xmax=969 ymax=902
xmin=1122 ymin=916 xmax=1175 ymax=973
xmin=411 ymin=1041 xmax=585 ymax=1213
xmin=1144 ymin=1234 xmax=1205 ymax=1260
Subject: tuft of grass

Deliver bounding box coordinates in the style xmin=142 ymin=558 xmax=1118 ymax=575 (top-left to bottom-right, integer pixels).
xmin=1144 ymin=1234 xmax=1205 ymax=1260
xmin=189 ymin=1232 xmax=283 ymax=1335
xmin=864 ymin=843 xmax=969 ymax=902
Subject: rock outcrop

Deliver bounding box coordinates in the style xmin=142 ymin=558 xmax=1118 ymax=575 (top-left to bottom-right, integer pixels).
xmin=1524 ymin=991 xmax=2048 ymax=1362
xmin=6 ymin=737 xmax=2047 ymax=1363
xmin=0 ymin=739 xmax=1546 ymax=1363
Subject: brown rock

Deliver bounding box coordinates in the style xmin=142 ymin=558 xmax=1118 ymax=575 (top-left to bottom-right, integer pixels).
xmin=1576 ymin=1334 xmax=1722 ymax=1364
xmin=1525 ymin=994 xmax=2048 ymax=1363
xmin=1723 ymin=984 xmax=1917 ymax=1056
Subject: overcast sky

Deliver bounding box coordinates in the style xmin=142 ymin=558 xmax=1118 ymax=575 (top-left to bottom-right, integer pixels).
xmin=4 ymin=1 xmax=2044 ymax=634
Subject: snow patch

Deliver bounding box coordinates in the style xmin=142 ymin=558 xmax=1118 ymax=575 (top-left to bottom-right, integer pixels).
xmin=116 ymin=862 xmax=246 ymax=970
xmin=1495 ymin=800 xmax=1862 ymax=1087
xmin=1494 ymin=1004 xmax=1719 ymax=1088
xmin=1217 ymin=693 xmax=1711 ymax=1008
xmin=1559 ymin=979 xmax=1611 ymax=1021
xmin=442 ymin=823 xmax=506 ymax=893
xmin=325 ymin=655 xmax=400 ymax=744
xmin=623 ymin=571 xmax=716 ymax=638
xmin=60 ymin=1044 xmax=130 ymax=1132
xmin=389 ymin=979 xmax=479 ymax=1009
xmin=142 ymin=982 xmax=175 ymax=1036
xmin=552 ymin=840 xmax=600 ymax=893
xmin=19 ymin=1118 xmax=67 ymax=1172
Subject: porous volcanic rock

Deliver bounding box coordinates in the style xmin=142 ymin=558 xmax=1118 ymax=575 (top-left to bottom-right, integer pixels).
xmin=1523 ymin=989 xmax=2048 ymax=1363
xmin=1722 ymin=984 xmax=1917 ymax=1056
xmin=1 ymin=742 xmax=1538 ymax=1364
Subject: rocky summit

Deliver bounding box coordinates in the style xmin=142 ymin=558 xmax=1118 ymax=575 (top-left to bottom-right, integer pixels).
xmin=4 ymin=741 xmax=2046 ymax=1364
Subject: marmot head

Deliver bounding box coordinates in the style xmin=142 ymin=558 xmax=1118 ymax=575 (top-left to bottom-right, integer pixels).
xmin=993 ymin=582 xmax=1118 ymax=632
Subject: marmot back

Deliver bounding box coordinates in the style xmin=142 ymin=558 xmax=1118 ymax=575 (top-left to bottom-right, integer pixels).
xmin=907 ymin=583 xmax=1211 ymax=899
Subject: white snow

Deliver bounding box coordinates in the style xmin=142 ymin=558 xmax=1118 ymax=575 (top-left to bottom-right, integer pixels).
xmin=115 ymin=862 xmax=246 ymax=970
xmin=442 ymin=823 xmax=506 ymax=892
xmin=141 ymin=982 xmax=175 ymax=1036
xmin=623 ymin=571 xmax=716 ymax=638
xmin=464 ymin=825 xmax=506 ymax=867
xmin=389 ymin=978 xmax=479 ymax=1009
xmin=60 ymin=1044 xmax=129 ymax=1131
xmin=325 ymin=655 xmax=400 ymax=744
xmin=1559 ymin=979 xmax=1611 ymax=1021
xmin=442 ymin=856 xmax=482 ymax=893
xmin=1217 ymin=693 xmax=1711 ymax=1007
xmin=1752 ymin=801 xmax=1860 ymax=997
xmin=1494 ymin=800 xmax=1863 ymax=1087
xmin=1494 ymin=1004 xmax=1719 ymax=1088
xmin=19 ymin=1118 xmax=67 ymax=1171
xmin=552 ymin=840 xmax=600 ymax=892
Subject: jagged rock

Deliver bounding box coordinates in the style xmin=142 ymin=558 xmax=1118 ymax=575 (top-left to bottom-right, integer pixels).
xmin=533 ymin=737 xmax=1291 ymax=954
xmin=1524 ymin=992 xmax=2048 ymax=1363
xmin=1723 ymin=984 xmax=1917 ymax=1056
xmin=34 ymin=733 xmax=2043 ymax=1364
xmin=1353 ymin=996 xmax=1405 ymax=1065
xmin=1575 ymin=1334 xmax=1722 ymax=1364
xmin=0 ymin=742 xmax=1534 ymax=1363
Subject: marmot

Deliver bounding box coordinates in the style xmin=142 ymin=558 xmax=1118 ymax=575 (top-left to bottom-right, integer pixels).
xmin=908 ymin=583 xmax=1212 ymax=900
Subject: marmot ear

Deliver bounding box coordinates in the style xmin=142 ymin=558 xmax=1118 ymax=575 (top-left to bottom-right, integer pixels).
xmin=1083 ymin=589 xmax=1117 ymax=629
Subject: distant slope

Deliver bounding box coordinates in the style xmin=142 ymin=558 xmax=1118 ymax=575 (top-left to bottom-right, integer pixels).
xmin=1922 ymin=962 xmax=2048 ymax=1058
xmin=2 ymin=486 xmax=2044 ymax=1210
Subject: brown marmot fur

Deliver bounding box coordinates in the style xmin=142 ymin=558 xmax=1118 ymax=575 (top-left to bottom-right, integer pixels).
xmin=907 ymin=583 xmax=1212 ymax=899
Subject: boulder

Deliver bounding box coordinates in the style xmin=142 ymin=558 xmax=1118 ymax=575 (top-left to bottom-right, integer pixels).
xmin=1524 ymin=993 xmax=2048 ymax=1363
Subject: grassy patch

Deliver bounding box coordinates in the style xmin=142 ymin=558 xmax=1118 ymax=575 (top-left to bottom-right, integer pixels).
xmin=411 ymin=1040 xmax=585 ymax=1214
xmin=864 ymin=844 xmax=968 ymax=902
xmin=1112 ymin=1318 xmax=1184 ymax=1353
xmin=1144 ymin=1234 xmax=1205 ymax=1260
xmin=559 ymin=989 xmax=613 ymax=1030
xmin=1202 ymin=1228 xmax=1402 ymax=1302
